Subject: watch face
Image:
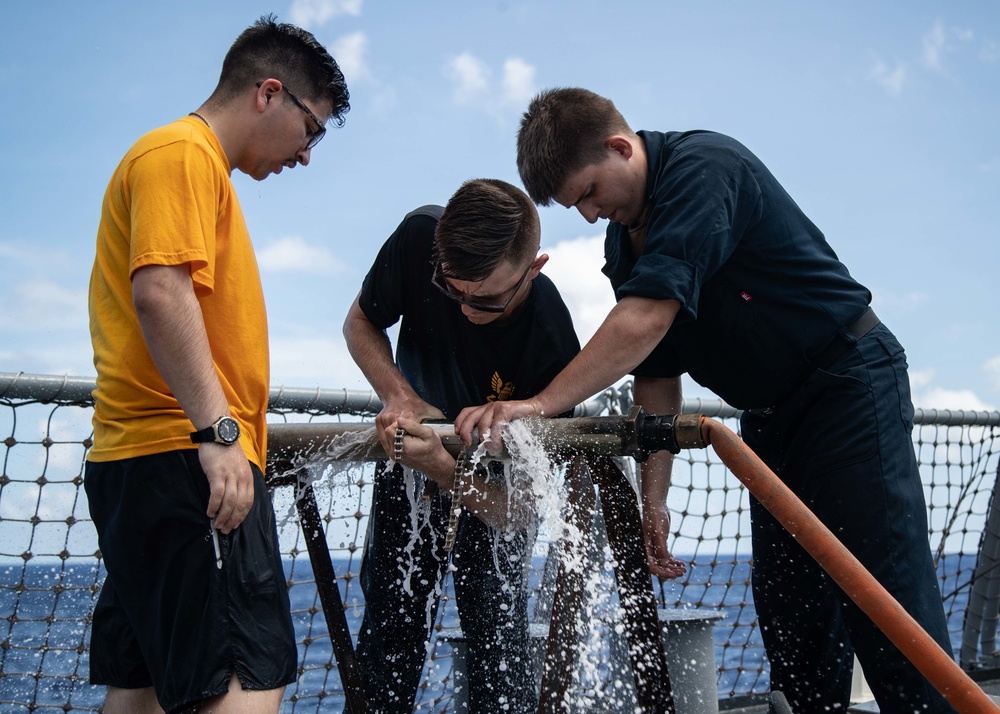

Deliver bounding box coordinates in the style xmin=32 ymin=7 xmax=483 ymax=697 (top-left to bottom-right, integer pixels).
xmin=217 ymin=418 xmax=240 ymax=444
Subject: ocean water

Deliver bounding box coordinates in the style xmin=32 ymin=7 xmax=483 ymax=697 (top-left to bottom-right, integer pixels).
xmin=0 ymin=554 xmax=973 ymax=712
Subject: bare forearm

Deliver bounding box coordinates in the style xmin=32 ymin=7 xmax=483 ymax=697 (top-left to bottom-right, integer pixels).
xmin=533 ymin=297 xmax=680 ymax=416
xmin=388 ymin=418 xmax=526 ymax=530
xmin=133 ymin=263 xmax=254 ymax=532
xmin=132 ymin=265 xmax=229 ymax=429
xmin=417 ymin=452 xmax=529 ymax=531
xmin=454 ymin=297 xmax=681 ymax=448
xmin=635 ymin=375 xmax=682 ymax=507
xmin=343 ymin=296 xmax=420 ymax=405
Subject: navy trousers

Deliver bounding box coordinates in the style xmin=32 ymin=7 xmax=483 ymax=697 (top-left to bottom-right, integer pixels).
xmin=741 ymin=324 xmax=956 ymax=714
xmin=355 ymin=462 xmax=536 ymax=714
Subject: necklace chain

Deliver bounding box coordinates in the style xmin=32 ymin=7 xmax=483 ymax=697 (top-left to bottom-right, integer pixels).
xmin=188 ymin=111 xmax=211 ymax=129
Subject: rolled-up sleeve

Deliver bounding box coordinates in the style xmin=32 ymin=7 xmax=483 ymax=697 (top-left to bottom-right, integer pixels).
xmin=613 ymin=141 xmax=762 ymax=322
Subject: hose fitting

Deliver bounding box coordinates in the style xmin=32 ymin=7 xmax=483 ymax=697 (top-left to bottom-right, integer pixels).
xmin=620 ymin=406 xmax=707 ymax=462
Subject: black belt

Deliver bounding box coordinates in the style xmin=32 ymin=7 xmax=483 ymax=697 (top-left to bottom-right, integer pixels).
xmin=747 ymin=308 xmax=880 ymax=418
xmin=811 ymin=307 xmax=880 ymax=371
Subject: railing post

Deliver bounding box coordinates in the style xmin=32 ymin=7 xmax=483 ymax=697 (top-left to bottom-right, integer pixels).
xmin=294 ymin=477 xmax=368 ymax=713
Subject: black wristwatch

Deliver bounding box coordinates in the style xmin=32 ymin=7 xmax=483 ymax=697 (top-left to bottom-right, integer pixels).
xmin=190 ymin=416 xmax=241 ymax=446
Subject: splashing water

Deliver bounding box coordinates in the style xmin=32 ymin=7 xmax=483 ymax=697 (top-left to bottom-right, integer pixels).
xmin=270 ymin=426 xmax=376 ymax=529
xmin=486 ymin=420 xmax=646 ymax=711
xmin=270 ymin=420 xmax=651 ymax=711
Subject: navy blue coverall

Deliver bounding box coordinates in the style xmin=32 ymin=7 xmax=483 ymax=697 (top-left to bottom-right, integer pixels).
xmin=604 ymin=130 xmax=955 ymax=714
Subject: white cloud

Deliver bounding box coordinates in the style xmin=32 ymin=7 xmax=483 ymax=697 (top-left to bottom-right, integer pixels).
xmin=869 ymin=57 xmax=907 ymax=96
xmin=920 ymin=20 xmax=975 ymax=73
xmin=914 ymin=387 xmax=993 ymax=411
xmin=0 ymin=279 xmax=88 ymax=330
xmin=980 ymin=41 xmax=1000 ymax=63
xmin=909 ymin=367 xmax=994 ymax=411
xmin=0 ymin=336 xmax=96 ymax=377
xmin=332 ymin=31 xmax=369 ymax=84
xmin=953 ymin=27 xmax=974 ymax=43
xmin=256 ymin=236 xmax=345 ymax=274
xmin=447 ymin=52 xmax=491 ymax=105
xmin=269 ymin=334 xmax=367 ymax=388
xmin=541 ymin=234 xmax=613 ymax=344
xmin=0 ymin=243 xmax=34 ymax=260
xmin=445 ymin=52 xmax=537 ymax=115
xmin=985 ymin=355 xmax=1000 ymax=390
xmin=909 ymin=368 xmax=935 ymax=391
xmin=870 ymin=21 xmax=978 ymax=95
xmin=501 ymin=57 xmax=536 ymax=106
xmin=980 ymin=157 xmax=1000 ymax=173
xmin=870 ymin=288 xmax=927 ymax=313
xmin=921 ymin=20 xmax=948 ymax=72
xmin=289 ymin=0 xmax=362 ymax=29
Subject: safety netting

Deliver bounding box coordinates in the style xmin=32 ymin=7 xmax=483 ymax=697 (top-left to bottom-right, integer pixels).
xmin=2 ymin=373 xmax=999 ymax=712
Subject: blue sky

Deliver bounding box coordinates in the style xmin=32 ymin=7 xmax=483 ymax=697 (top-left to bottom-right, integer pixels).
xmin=2 ymin=0 xmax=998 ymax=410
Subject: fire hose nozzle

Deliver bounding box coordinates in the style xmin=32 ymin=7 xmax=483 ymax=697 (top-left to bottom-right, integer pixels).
xmin=621 ymin=406 xmax=707 ymax=462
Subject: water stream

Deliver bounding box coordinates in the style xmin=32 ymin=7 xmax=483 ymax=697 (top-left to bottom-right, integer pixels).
xmin=268 ymin=420 xmax=648 ymax=711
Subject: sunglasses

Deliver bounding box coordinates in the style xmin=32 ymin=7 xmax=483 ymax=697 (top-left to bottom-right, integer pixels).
xmin=431 ymin=262 xmax=531 ymax=314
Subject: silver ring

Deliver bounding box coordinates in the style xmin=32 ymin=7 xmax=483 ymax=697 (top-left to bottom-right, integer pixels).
xmin=393 ymin=427 xmax=405 ymax=463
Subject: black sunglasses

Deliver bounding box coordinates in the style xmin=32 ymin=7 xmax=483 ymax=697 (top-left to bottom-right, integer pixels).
xmin=431 ymin=262 xmax=531 ymax=314
xmin=257 ymin=81 xmax=326 ymax=150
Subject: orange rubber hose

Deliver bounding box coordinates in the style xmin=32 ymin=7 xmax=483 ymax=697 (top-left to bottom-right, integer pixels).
xmin=700 ymin=417 xmax=999 ymax=713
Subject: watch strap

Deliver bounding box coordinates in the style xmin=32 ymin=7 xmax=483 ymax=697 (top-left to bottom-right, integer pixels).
xmin=190 ymin=415 xmax=240 ymax=445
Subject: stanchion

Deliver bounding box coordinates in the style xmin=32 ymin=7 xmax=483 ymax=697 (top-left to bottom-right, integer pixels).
xmin=589 ymin=456 xmax=674 ymax=713
xmin=294 ymin=478 xmax=368 ymax=714
xmin=538 ymin=457 xmax=596 ymax=712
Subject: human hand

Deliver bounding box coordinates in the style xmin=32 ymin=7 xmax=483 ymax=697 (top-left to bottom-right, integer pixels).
xmin=374 ymin=397 xmax=446 ymax=455
xmin=385 ymin=417 xmax=455 ymax=487
xmin=201 ymin=443 xmax=254 ymax=534
xmin=643 ymin=502 xmax=687 ymax=579
xmin=454 ymin=398 xmax=541 ymax=451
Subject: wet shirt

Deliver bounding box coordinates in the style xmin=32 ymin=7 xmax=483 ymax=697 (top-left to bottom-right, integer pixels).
xmin=604 ymin=130 xmax=871 ymax=409
xmin=359 ymin=206 xmax=581 ymax=421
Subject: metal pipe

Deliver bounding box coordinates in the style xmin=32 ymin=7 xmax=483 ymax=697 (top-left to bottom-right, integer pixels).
xmin=6 ymin=371 xmax=999 ymax=426
xmin=0 ymin=372 xmax=612 ymax=417
xmin=265 ymin=408 xmax=707 ymax=476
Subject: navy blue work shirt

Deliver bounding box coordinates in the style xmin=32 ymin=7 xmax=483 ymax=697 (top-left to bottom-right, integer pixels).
xmin=604 ymin=130 xmax=871 ymax=409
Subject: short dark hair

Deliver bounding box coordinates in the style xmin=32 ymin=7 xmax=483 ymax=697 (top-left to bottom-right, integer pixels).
xmin=433 ymin=179 xmax=540 ymax=282
xmin=516 ymin=87 xmax=631 ymax=206
xmin=212 ymin=14 xmax=350 ymax=127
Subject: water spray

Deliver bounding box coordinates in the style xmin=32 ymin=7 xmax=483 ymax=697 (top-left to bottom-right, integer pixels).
xmin=266 ymin=409 xmax=999 ymax=714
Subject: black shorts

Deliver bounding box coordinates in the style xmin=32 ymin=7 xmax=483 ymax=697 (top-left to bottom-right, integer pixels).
xmin=85 ymin=449 xmax=297 ymax=714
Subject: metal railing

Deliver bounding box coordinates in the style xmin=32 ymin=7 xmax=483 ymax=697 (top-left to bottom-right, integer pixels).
xmin=2 ymin=372 xmax=999 ymax=711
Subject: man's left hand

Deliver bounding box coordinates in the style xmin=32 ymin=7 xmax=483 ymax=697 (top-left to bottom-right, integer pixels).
xmin=643 ymin=503 xmax=687 ymax=579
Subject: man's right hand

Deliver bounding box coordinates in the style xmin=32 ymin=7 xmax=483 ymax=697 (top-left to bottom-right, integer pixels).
xmin=374 ymin=396 xmax=445 ymax=456
xmin=383 ymin=417 xmax=455 ymax=486
xmin=454 ymin=397 xmax=542 ymax=450
xmin=201 ymin=443 xmax=254 ymax=534
xmin=133 ymin=264 xmax=253 ymax=533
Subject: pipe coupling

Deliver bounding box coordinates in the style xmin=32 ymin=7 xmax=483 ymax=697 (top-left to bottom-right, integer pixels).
xmin=673 ymin=413 xmax=706 ymax=450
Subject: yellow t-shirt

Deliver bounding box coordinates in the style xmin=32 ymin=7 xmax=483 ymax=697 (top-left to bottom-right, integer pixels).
xmin=87 ymin=116 xmax=269 ymax=469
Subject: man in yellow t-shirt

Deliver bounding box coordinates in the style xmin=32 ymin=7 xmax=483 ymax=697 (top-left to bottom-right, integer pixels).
xmin=85 ymin=16 xmax=349 ymax=714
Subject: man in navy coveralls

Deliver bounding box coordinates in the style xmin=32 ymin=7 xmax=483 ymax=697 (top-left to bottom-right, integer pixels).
xmin=456 ymin=88 xmax=956 ymax=714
